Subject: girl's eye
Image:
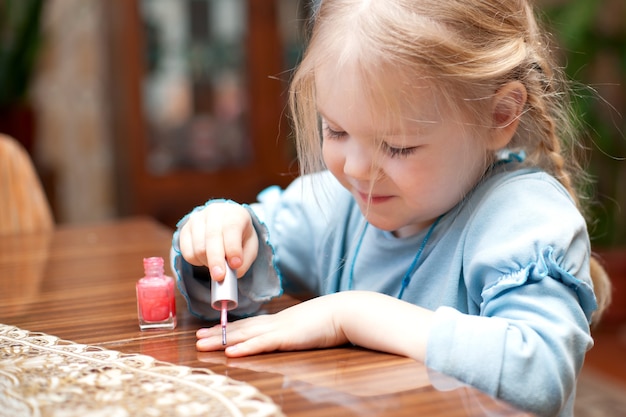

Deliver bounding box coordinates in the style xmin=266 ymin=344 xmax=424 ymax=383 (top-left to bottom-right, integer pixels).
xmin=383 ymin=142 xmax=419 ymax=158
xmin=322 ymin=120 xmax=419 ymax=158
xmin=323 ymin=125 xmax=346 ymax=139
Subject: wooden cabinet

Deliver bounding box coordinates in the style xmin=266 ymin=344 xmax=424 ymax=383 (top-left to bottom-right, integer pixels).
xmin=104 ymin=1 xmax=303 ymax=227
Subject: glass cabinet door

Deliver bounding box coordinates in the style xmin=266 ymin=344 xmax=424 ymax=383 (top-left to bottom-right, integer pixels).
xmin=105 ymin=0 xmax=306 ymax=227
xmin=141 ymin=0 xmax=252 ymax=175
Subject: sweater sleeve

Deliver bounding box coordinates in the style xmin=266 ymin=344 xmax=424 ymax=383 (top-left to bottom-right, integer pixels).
xmin=250 ymin=172 xmax=352 ymax=298
xmin=425 ymin=172 xmax=596 ymax=417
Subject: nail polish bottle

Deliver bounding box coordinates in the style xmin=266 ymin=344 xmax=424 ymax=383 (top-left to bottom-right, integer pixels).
xmin=136 ymin=257 xmax=177 ymax=330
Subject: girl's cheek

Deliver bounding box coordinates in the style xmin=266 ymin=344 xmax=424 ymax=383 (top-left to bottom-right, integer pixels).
xmin=322 ymin=142 xmax=342 ymax=170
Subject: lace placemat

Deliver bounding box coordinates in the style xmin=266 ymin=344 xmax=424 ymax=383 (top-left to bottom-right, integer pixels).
xmin=0 ymin=324 xmax=284 ymax=417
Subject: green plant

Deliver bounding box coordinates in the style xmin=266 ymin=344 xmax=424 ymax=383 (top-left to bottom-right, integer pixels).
xmin=0 ymin=0 xmax=44 ymax=107
xmin=542 ymin=0 xmax=626 ymax=247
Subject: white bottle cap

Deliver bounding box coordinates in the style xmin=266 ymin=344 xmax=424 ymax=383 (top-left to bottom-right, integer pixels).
xmin=210 ymin=266 xmax=239 ymax=311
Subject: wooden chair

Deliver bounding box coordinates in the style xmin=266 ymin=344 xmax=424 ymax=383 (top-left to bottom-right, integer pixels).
xmin=0 ymin=133 xmax=54 ymax=235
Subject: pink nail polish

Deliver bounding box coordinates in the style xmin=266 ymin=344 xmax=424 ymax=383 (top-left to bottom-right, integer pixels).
xmin=136 ymin=257 xmax=177 ymax=330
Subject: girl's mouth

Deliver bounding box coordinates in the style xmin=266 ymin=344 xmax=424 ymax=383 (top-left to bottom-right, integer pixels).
xmin=357 ymin=191 xmax=393 ymax=204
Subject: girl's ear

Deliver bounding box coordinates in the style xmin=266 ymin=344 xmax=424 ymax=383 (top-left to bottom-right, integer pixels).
xmin=488 ymin=81 xmax=527 ymax=150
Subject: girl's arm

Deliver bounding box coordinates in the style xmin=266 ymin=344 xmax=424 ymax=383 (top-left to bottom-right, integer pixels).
xmin=196 ymin=291 xmax=434 ymax=361
xmin=172 ymin=171 xmax=353 ymax=320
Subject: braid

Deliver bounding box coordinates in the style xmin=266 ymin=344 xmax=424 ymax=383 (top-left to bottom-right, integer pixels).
xmin=512 ymin=3 xmax=611 ymax=322
xmin=522 ymin=75 xmax=579 ymax=205
xmin=518 ymin=4 xmax=581 ymax=204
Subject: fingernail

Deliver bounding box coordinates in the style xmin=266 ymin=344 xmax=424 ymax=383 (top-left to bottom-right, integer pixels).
xmin=211 ymin=265 xmax=224 ymax=278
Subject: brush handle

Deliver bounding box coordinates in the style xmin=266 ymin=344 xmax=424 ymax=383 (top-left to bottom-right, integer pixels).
xmin=210 ymin=266 xmax=239 ymax=311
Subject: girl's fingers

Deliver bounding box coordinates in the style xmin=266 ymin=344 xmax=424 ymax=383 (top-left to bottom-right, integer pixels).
xmin=225 ymin=334 xmax=279 ymax=357
xmin=196 ymin=325 xmax=233 ymax=351
xmin=222 ymin=226 xmax=246 ymax=271
xmin=198 ymin=203 xmax=256 ymax=280
xmin=221 ymin=205 xmax=257 ymax=275
xmin=202 ymin=213 xmax=228 ymax=280
xmin=196 ymin=327 xmax=215 ymax=339
xmin=238 ymin=229 xmax=258 ymax=277
xmin=178 ymin=203 xmax=260 ymax=279
xmin=179 ymin=218 xmax=206 ymax=266
xmin=196 ymin=315 xmax=273 ymax=352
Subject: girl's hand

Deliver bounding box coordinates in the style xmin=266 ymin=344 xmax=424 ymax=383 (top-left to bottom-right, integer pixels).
xmin=196 ymin=295 xmax=348 ymax=357
xmin=196 ymin=291 xmax=433 ymax=361
xmin=178 ymin=202 xmax=259 ymax=281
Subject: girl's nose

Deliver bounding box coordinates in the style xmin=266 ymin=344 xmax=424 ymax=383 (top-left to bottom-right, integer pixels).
xmin=343 ymin=144 xmax=375 ymax=180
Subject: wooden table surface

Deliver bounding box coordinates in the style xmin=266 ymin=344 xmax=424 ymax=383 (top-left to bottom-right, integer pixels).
xmin=0 ymin=217 xmax=532 ymax=416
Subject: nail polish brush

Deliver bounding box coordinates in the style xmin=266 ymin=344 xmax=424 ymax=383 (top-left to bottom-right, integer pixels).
xmin=211 ymin=266 xmax=238 ymax=345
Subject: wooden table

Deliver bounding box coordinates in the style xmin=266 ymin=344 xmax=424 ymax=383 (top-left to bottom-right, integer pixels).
xmin=0 ymin=217 xmax=532 ymax=416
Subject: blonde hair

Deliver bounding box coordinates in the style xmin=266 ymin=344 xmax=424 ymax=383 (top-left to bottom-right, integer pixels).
xmin=288 ymin=0 xmax=610 ymax=321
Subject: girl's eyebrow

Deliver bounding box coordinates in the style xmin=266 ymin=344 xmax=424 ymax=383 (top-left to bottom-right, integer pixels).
xmin=317 ymin=110 xmax=341 ymax=127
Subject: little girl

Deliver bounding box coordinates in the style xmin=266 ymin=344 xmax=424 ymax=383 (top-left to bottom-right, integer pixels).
xmin=171 ymin=1 xmax=611 ymax=416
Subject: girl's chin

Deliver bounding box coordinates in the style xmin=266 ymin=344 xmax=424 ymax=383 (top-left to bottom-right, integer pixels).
xmin=361 ymin=215 xmax=402 ymax=234
xmin=364 ymin=215 xmax=430 ymax=238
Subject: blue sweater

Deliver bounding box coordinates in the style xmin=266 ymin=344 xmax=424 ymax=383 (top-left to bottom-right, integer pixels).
xmin=172 ymin=165 xmax=597 ymax=417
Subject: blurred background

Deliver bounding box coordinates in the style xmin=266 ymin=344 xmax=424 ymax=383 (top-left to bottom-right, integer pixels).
xmin=1 ymin=0 xmax=624 ymax=246
xmin=2 ymin=0 xmax=306 ymax=230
